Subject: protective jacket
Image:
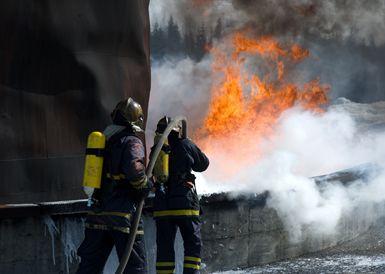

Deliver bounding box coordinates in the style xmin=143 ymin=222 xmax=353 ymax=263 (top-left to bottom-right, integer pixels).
xmin=85 ymin=127 xmax=148 ymax=233
xmin=153 ymin=137 xmax=209 ymax=219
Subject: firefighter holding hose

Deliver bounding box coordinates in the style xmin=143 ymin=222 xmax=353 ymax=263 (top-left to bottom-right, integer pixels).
xmin=152 ymin=116 xmax=210 ymax=274
xmin=77 ymin=98 xmax=151 ymax=274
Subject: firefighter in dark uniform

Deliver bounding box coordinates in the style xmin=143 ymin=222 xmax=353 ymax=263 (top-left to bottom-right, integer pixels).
xmin=152 ymin=117 xmax=210 ymax=274
xmin=77 ymin=98 xmax=150 ymax=274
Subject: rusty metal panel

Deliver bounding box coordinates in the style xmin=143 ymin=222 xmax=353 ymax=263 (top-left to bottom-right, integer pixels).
xmin=0 ymin=0 xmax=151 ymax=203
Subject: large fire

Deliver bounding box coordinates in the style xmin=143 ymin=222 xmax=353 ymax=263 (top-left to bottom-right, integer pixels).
xmin=197 ymin=32 xmax=329 ymax=178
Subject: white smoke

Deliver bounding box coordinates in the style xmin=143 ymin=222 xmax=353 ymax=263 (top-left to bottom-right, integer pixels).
xmin=146 ymin=58 xmax=212 ymax=140
xmin=148 ymin=55 xmax=385 ymax=240
xmin=220 ymin=107 xmax=385 ymax=240
xmin=148 ymin=0 xmax=385 ymax=241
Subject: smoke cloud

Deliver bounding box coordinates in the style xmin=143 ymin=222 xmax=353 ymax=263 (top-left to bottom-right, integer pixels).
xmin=199 ymin=106 xmax=385 ymax=240
xmin=148 ymin=55 xmax=385 ymax=241
xmin=151 ymin=0 xmax=385 ymax=47
xmin=150 ymin=0 xmax=385 ymax=102
xmin=147 ymin=58 xmax=212 ymax=136
xmin=232 ymin=0 xmax=385 ymax=47
xmin=148 ymin=1 xmax=385 ymax=240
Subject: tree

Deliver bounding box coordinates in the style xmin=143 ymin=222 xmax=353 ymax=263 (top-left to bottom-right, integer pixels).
xmin=207 ymin=26 xmax=214 ymax=50
xmin=151 ymin=22 xmax=166 ymax=59
xmin=166 ymin=16 xmax=182 ymax=55
xmin=195 ymin=23 xmax=207 ymax=61
xmin=183 ymin=16 xmax=196 ymax=59
xmin=213 ymin=18 xmax=223 ymax=40
xmin=183 ymin=31 xmax=195 ymax=59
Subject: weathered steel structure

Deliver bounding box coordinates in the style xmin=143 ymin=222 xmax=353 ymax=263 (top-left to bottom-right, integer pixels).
xmin=0 ymin=0 xmax=151 ymax=204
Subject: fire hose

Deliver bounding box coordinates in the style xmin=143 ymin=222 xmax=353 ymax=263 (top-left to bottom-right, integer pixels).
xmin=116 ymin=116 xmax=187 ymax=274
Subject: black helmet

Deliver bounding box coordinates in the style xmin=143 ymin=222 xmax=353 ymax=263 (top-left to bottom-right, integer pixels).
xmin=111 ymin=97 xmax=144 ymax=129
xmin=156 ymin=116 xmax=182 ymax=134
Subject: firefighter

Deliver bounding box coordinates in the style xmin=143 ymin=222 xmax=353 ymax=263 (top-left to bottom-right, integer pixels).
xmin=77 ymin=98 xmax=150 ymax=274
xmin=152 ymin=116 xmax=210 ymax=274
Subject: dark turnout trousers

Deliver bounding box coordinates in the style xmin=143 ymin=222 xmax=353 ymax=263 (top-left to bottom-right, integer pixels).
xmin=156 ymin=218 xmax=202 ymax=274
xmin=76 ymin=228 xmax=146 ymax=274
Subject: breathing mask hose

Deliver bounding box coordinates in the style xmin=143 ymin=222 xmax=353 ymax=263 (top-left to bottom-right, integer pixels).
xmin=116 ymin=116 xmax=187 ymax=274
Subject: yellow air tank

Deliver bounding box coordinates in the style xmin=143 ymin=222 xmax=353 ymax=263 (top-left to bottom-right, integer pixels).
xmin=153 ymin=133 xmax=169 ymax=184
xmin=83 ymin=131 xmax=106 ymax=199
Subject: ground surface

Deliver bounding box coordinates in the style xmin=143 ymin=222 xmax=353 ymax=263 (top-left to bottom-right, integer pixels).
xmin=214 ymin=217 xmax=385 ymax=274
xmin=214 ymin=253 xmax=385 ymax=273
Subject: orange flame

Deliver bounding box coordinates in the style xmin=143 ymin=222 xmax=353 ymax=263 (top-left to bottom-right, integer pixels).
xmin=198 ymin=33 xmax=329 ymax=178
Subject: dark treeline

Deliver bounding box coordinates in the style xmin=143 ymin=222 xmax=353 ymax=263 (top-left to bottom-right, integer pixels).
xmin=151 ymin=16 xmax=223 ymax=62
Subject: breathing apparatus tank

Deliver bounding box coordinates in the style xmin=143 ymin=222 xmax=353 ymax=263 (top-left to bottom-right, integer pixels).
xmin=152 ymin=133 xmax=170 ymax=184
xmin=82 ymin=131 xmax=106 ymax=203
xmin=152 ymin=116 xmax=187 ymax=184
